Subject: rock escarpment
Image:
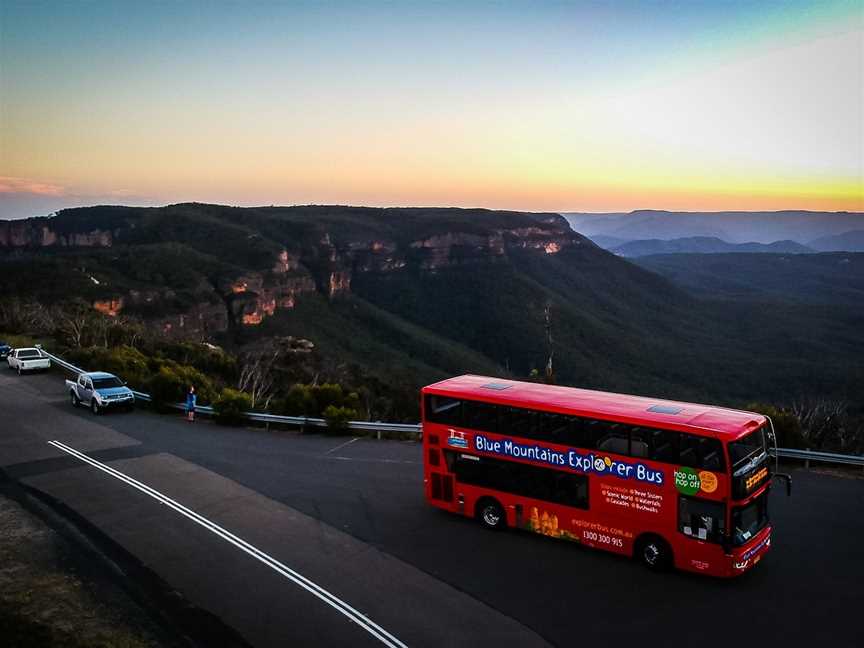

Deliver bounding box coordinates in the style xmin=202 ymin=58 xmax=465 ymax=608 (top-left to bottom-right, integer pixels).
xmin=0 ymin=203 xmax=590 ymax=334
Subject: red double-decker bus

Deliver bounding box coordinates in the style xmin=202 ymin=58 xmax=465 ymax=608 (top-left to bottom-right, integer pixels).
xmin=422 ymin=375 xmax=790 ymax=577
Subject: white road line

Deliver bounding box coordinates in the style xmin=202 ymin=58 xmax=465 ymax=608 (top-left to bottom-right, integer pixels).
xmin=47 ymin=440 xmax=408 ymax=648
xmin=323 ymin=437 xmax=361 ymax=455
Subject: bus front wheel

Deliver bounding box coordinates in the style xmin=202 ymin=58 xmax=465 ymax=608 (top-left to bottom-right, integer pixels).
xmin=476 ymin=498 xmax=506 ymax=531
xmin=635 ymin=535 xmax=672 ymax=571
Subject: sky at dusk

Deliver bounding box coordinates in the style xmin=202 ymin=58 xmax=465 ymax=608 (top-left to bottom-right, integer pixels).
xmin=1 ymin=0 xmax=862 ymax=219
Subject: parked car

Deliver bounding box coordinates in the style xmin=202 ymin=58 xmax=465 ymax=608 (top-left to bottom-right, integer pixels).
xmin=7 ymin=347 xmax=51 ymax=374
xmin=67 ymin=372 xmax=135 ymax=414
xmin=0 ymin=341 xmax=11 ymax=359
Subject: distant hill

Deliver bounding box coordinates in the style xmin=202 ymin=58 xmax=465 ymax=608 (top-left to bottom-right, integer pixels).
xmin=808 ymin=229 xmax=864 ymax=252
xmin=2 ymin=203 xmax=863 ymax=411
xmin=634 ymin=252 xmax=864 ymax=306
xmin=585 ymin=234 xmax=632 ymax=249
xmin=563 ymin=210 xmax=864 ymax=244
xmin=609 ymin=236 xmax=813 ymax=257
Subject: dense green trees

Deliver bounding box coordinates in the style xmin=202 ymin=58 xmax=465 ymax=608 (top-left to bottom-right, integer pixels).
xmin=276 ymin=383 xmax=360 ymax=419
xmin=744 ymin=403 xmax=806 ymax=449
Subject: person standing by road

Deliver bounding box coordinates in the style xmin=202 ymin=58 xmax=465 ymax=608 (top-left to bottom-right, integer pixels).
xmin=186 ymin=386 xmax=196 ymax=422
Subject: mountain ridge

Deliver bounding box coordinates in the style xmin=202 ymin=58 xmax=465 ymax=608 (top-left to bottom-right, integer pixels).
xmin=808 ymin=229 xmax=864 ymax=252
xmin=563 ymin=210 xmax=864 ymax=244
xmin=600 ymin=236 xmax=814 ymax=257
xmin=2 ymin=203 xmax=862 ymax=414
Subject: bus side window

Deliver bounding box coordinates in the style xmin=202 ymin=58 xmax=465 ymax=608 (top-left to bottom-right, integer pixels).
xmin=699 ymin=439 xmax=725 ymax=471
xmin=678 ymin=434 xmax=699 ymax=467
xmin=506 ymin=407 xmax=537 ymax=439
xmin=427 ymin=395 xmax=462 ymax=426
xmin=629 ymin=427 xmax=650 ymax=458
xmin=463 ymin=400 xmax=500 ymax=434
xmin=596 ymin=421 xmax=629 ymax=455
xmin=486 ymin=461 xmax=513 ymax=492
xmin=650 ymin=429 xmax=680 ymax=463
xmin=553 ymin=472 xmax=589 ymax=509
xmin=454 ymin=454 xmax=487 ymax=487
xmin=539 ymin=412 xmax=570 ymax=444
xmin=680 ymin=434 xmax=725 ymax=471
xmin=577 ymin=419 xmax=604 ymax=450
xmin=443 ymin=449 xmax=457 ymax=472
xmin=564 ymin=416 xmax=587 ymax=448
xmin=678 ymin=496 xmax=725 ymax=543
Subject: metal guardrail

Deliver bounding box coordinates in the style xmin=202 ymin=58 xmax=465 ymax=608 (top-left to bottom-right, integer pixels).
xmin=773 ymin=448 xmax=864 ymax=468
xmin=37 ymin=348 xmax=864 ymax=455
xmin=41 ymin=350 xmax=85 ymax=376
xmin=39 ymin=348 xmax=420 ymax=436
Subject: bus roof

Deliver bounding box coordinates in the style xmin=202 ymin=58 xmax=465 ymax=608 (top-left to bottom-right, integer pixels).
xmin=422 ymin=375 xmax=764 ymax=440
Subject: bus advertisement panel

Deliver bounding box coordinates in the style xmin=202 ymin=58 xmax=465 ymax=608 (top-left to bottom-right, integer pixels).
xmin=422 ymin=375 xmax=780 ymax=578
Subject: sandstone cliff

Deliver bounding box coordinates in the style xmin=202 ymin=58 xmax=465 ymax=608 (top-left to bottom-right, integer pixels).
xmin=0 ymin=203 xmax=590 ymax=335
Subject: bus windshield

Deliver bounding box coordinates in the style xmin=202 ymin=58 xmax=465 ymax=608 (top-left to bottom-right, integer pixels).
xmin=732 ymin=491 xmax=769 ymax=545
xmin=728 ymin=427 xmax=767 ymax=470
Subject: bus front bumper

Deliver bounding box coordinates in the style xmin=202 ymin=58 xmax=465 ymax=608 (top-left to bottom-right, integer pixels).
xmin=728 ymin=526 xmax=772 ymax=576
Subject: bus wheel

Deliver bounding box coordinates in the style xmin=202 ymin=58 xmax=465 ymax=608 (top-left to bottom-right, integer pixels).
xmin=636 ymin=535 xmax=672 ymax=571
xmin=477 ymin=498 xmax=506 ymax=531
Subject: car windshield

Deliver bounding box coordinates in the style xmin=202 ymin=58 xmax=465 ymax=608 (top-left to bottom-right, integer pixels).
xmin=728 ymin=427 xmax=768 ymax=469
xmin=93 ymin=377 xmax=124 ymax=389
xmin=732 ymin=492 xmax=769 ymax=545
xmin=17 ymin=349 xmax=41 ymax=358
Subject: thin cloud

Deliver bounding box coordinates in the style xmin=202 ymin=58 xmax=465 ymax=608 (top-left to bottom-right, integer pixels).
xmin=0 ymin=180 xmax=161 ymax=220
xmin=0 ymin=176 xmax=66 ymax=197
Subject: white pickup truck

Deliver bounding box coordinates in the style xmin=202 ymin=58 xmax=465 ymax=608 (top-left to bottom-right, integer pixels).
xmin=6 ymin=347 xmax=51 ymax=375
xmin=67 ymin=372 xmax=135 ymax=414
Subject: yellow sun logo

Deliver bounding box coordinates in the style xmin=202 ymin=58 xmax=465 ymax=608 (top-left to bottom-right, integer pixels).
xmin=604 ymin=456 xmax=612 ymax=466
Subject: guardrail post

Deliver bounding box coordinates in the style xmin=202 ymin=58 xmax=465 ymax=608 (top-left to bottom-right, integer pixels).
xmin=805 ymin=448 xmax=810 ymax=470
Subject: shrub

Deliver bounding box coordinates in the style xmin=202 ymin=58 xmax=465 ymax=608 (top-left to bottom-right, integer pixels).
xmin=281 ymin=384 xmax=316 ymax=416
xmin=159 ymin=342 xmax=238 ymax=381
xmin=311 ymin=383 xmax=345 ymax=414
xmin=322 ymin=405 xmax=358 ymax=434
xmin=146 ymin=361 xmax=214 ymax=411
xmin=745 ymin=403 xmax=806 ymax=449
xmin=213 ymin=388 xmax=252 ymax=426
xmin=277 ymin=383 xmax=362 ymax=420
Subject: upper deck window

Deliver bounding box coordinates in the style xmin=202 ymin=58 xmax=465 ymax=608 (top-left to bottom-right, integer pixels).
xmin=729 ymin=427 xmax=768 ymax=470
xmin=463 ymin=400 xmax=499 ymax=434
xmin=427 ymin=395 xmax=462 ymax=426
xmin=425 ymin=394 xmax=727 ymax=471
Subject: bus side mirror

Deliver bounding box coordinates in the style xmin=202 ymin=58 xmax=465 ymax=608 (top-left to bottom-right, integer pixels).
xmin=774 ymin=473 xmax=792 ymax=496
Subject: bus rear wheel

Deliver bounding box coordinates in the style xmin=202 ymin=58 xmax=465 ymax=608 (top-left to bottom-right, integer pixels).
xmin=636 ymin=535 xmax=672 ymax=571
xmin=476 ymin=498 xmax=506 ymax=531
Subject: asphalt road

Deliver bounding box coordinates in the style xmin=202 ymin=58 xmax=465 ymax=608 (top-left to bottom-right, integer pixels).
xmin=2 ymin=369 xmax=862 ymax=647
